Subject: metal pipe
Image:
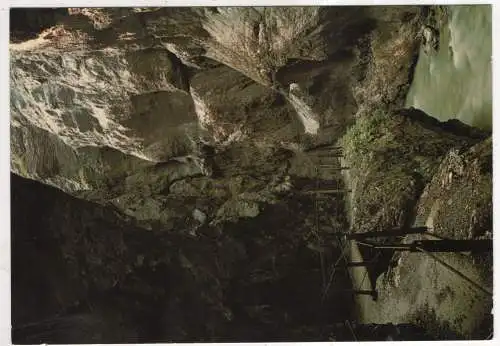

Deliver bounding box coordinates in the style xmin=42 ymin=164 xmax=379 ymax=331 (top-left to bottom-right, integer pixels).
xmin=321 ymin=243 xmax=350 ymax=302
xmin=345 ymin=320 xmax=358 ymax=341
xmin=358 ymin=239 xmax=492 ymax=253
xmin=415 ymin=246 xmax=492 ymax=296
xmin=412 ymin=239 xmax=492 ymax=253
xmin=372 ymin=244 xmax=412 ymax=250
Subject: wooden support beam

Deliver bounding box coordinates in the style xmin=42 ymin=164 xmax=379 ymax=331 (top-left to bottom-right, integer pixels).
xmin=316 ymin=153 xmax=344 ymax=158
xmin=345 ymin=227 xmax=428 ymax=240
xmin=318 ymin=165 xmax=350 ymax=170
xmin=334 ymin=262 xmax=377 ymax=268
xmin=315 ymin=195 xmax=347 ymax=200
xmin=301 ymin=189 xmax=351 ymax=194
xmin=304 ymin=144 xmax=343 ymax=152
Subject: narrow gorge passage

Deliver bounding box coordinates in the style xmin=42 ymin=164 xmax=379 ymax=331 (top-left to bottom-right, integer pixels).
xmin=8 ymin=5 xmax=492 ymax=343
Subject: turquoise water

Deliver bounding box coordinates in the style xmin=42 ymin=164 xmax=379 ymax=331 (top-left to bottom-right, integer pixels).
xmin=405 ymin=5 xmax=492 ymax=130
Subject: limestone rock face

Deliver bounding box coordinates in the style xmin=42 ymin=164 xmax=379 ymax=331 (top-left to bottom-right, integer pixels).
xmin=416 ymin=137 xmax=492 ymax=240
xmin=190 ymin=66 xmax=301 ymax=144
xmin=10 ymin=120 xmax=156 ymax=195
xmin=14 ymin=6 xmax=491 ymax=343
xmin=144 ymin=7 xmax=375 ymax=86
xmin=11 ymin=41 xmax=195 ymax=162
xmin=352 ymin=7 xmax=423 ymax=116
xmin=10 ymin=7 xmax=425 ymax=210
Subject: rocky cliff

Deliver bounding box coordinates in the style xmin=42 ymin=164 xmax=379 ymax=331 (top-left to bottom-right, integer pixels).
xmin=340 ymin=108 xmax=492 ymax=338
xmin=10 ymin=6 xmax=492 ymax=342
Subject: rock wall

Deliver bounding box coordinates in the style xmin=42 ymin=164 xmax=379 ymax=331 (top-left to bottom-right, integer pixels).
xmin=340 ymin=107 xmax=488 ymax=233
xmin=12 ymin=6 xmax=490 ymax=343
xmin=339 ymin=107 xmax=492 ymax=338
xmin=12 ymin=173 xmax=352 ymax=343
xmin=10 ymin=7 xmax=425 ymax=212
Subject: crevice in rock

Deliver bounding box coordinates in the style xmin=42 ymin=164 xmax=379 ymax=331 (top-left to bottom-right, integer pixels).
xmin=10 ymin=8 xmax=69 ymax=42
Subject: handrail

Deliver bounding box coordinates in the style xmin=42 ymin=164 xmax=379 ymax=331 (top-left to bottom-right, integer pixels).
xmin=415 ymin=246 xmax=492 ymax=296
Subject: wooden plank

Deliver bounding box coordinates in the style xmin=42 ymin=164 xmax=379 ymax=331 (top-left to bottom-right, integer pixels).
xmin=304 ymin=144 xmax=343 ymax=152
xmin=301 ymin=189 xmax=351 ymax=194
xmin=345 ymin=227 xmax=428 ymax=240
xmin=318 ymin=165 xmax=350 ymax=170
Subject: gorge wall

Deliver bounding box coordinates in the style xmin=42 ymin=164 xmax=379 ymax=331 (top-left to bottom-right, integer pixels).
xmin=10 ymin=6 xmax=492 ymax=342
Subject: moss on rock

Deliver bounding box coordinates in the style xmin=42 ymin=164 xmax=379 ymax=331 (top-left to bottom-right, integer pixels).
xmin=341 ymin=107 xmax=482 ymax=233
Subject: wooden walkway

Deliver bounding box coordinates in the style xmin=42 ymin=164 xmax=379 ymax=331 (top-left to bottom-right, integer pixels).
xmin=305 ymin=144 xmax=493 ymax=302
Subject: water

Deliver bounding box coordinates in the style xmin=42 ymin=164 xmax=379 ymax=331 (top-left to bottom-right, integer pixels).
xmin=405 ymin=5 xmax=492 ymax=130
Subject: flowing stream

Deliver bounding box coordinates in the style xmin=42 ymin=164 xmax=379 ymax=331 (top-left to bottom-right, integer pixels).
xmin=405 ymin=5 xmax=492 ymax=130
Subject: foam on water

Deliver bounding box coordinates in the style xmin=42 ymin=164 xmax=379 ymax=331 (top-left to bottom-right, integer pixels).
xmin=405 ymin=5 xmax=492 ymax=130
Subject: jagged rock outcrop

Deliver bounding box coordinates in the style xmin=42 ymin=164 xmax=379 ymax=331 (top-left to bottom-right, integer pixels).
xmin=10 ymin=6 xmax=426 ymax=208
xmin=10 ymin=8 xmax=68 ymax=42
xmin=12 ymin=173 xmax=352 ymax=343
xmin=416 ymin=137 xmax=492 ymax=240
xmin=384 ymin=135 xmax=493 ymax=339
xmin=12 ymin=6 xmax=491 ymax=343
xmin=10 ymin=122 xmax=153 ymax=193
xmin=340 ymin=107 xmax=488 ymax=233
xmin=10 ymin=39 xmax=196 ymax=162
xmin=339 ymin=107 xmax=492 ymax=339
xmin=189 ymin=65 xmax=302 ymax=145
xmin=351 ymin=7 xmax=423 ymax=116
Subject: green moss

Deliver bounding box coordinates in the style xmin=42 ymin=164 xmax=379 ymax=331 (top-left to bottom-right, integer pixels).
xmin=341 ymin=109 xmax=388 ymax=158
xmin=340 ymin=108 xmax=475 ymax=232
